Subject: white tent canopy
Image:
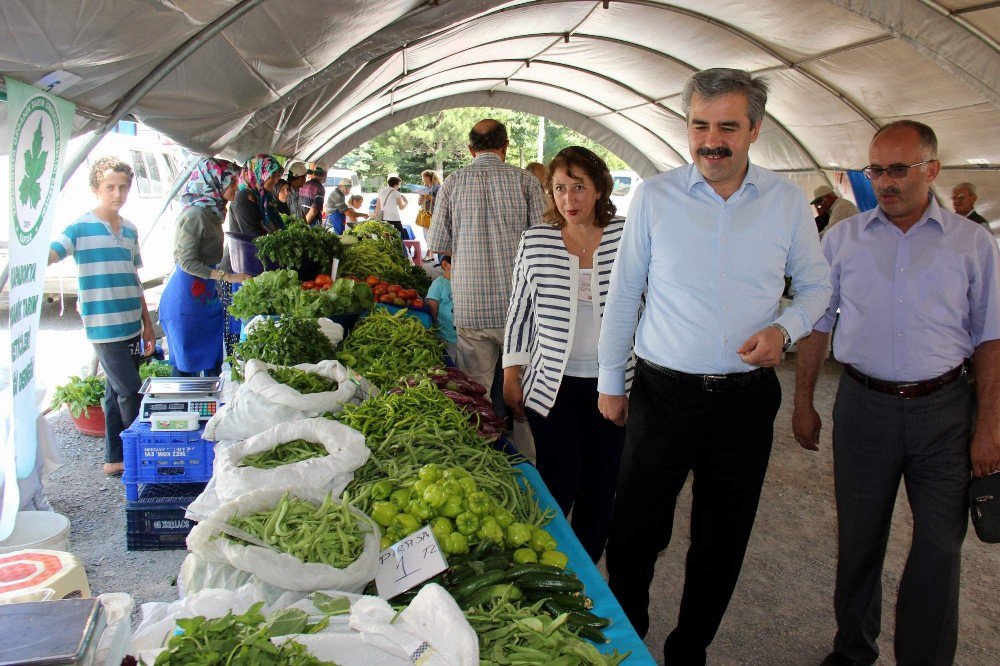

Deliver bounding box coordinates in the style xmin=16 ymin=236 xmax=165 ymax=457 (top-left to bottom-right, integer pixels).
xmin=2 ymin=0 xmax=998 ymax=217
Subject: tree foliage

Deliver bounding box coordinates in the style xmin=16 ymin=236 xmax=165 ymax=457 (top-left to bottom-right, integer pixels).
xmin=337 ymin=108 xmax=629 ymax=189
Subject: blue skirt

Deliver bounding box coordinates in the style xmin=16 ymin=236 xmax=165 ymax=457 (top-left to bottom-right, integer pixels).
xmin=158 ymin=266 xmax=224 ymax=373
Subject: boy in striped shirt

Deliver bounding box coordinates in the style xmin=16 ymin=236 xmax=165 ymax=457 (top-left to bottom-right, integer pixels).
xmin=48 ymin=156 xmax=155 ymax=476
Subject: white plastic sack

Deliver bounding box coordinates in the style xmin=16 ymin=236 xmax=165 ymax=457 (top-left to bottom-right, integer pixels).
xmin=94 ymin=593 xmax=133 ymax=666
xmin=204 ymin=359 xmax=376 ymax=441
xmin=212 ymin=418 xmax=368 ymax=505
xmin=186 ymin=487 xmax=380 ymax=593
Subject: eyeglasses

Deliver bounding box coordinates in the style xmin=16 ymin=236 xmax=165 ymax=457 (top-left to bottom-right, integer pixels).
xmin=862 ymin=160 xmax=937 ymax=180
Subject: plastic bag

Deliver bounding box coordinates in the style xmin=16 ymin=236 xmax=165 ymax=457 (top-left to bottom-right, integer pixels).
xmin=186 ymin=487 xmax=380 ymax=593
xmin=204 ymin=359 xmax=376 ymax=441
xmin=211 ymin=418 xmax=368 ymax=505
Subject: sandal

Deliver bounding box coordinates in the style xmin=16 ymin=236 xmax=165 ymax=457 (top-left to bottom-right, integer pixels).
xmin=103 ymin=462 xmax=125 ymax=477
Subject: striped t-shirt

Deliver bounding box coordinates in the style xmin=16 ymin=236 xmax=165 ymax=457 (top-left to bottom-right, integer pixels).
xmin=50 ymin=211 xmax=144 ymax=342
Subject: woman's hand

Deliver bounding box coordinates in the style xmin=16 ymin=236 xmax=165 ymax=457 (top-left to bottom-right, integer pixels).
xmin=397 ymin=195 xmax=408 ymax=209
xmin=228 ymin=272 xmax=251 ymax=284
xmin=503 ymin=366 xmax=526 ymax=417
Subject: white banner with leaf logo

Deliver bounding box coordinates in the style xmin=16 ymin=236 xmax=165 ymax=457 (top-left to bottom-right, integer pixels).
xmin=2 ymin=79 xmax=75 ymax=538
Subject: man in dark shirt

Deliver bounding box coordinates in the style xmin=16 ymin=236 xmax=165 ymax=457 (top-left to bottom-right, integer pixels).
xmin=299 ymin=164 xmax=327 ymax=226
xmin=951 ymin=182 xmax=991 ymax=232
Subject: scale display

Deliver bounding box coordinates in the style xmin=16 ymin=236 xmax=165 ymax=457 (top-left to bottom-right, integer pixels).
xmin=139 ymin=376 xmax=223 ymax=421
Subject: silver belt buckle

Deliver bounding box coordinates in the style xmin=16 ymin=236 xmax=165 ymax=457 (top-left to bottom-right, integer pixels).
xmin=703 ymin=374 xmax=727 ymax=391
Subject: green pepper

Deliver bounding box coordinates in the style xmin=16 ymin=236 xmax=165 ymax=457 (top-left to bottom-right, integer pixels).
xmin=455 ymin=511 xmax=480 ymax=536
xmin=492 ymin=506 xmax=514 ymax=529
xmin=370 ymin=480 xmax=393 ymax=501
xmin=529 ymin=527 xmax=558 ymax=553
xmin=506 ymin=522 xmax=532 ymax=548
xmin=380 ymin=536 xmax=393 ymax=550
xmin=431 ymin=517 xmax=454 ymax=542
xmin=476 ymin=515 xmax=504 ymax=544
xmin=440 ymin=480 xmax=463 ymax=498
xmin=442 ymin=467 xmax=470 ymax=479
xmin=439 ymin=495 xmax=465 ymax=518
xmin=539 ymin=550 xmax=569 ymax=569
xmin=422 ymin=483 xmax=447 ymax=509
xmin=371 ymin=501 xmax=399 ymax=527
xmin=513 ymin=547 xmax=538 ymax=564
xmin=418 ymin=463 xmax=442 ymax=483
xmin=385 ymin=526 xmax=402 ymax=543
xmin=466 ymin=491 xmax=492 ymax=516
xmin=391 ymin=488 xmax=414 ymax=507
xmin=413 ymin=478 xmax=432 ymax=495
xmin=406 ymin=499 xmax=434 ymax=521
xmin=393 ymin=512 xmax=421 ymax=535
xmin=458 ymin=476 xmax=478 ymax=495
xmin=443 ymin=531 xmax=469 ymax=555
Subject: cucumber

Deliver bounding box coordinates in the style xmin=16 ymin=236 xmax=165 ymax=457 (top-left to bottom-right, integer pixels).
xmin=450 ymin=569 xmax=508 ymax=601
xmin=541 ymin=594 xmax=593 ymax=612
xmin=481 ymin=553 xmax=513 ymax=572
xmin=502 ymin=563 xmax=571 ymax=581
xmin=574 ymin=625 xmax=609 ymax=644
xmin=565 ymin=610 xmax=611 ymax=629
xmin=513 ymin=573 xmax=584 ymax=593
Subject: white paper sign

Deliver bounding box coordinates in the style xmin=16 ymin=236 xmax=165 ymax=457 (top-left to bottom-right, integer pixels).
xmin=374 ymin=525 xmax=448 ymax=599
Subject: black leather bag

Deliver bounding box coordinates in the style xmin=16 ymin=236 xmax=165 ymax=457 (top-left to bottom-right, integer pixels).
xmin=969 ymin=472 xmax=1000 ymax=543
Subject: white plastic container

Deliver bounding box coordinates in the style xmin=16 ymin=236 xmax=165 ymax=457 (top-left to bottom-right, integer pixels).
xmin=150 ymin=411 xmax=200 ymax=432
xmin=0 ymin=511 xmax=71 ymax=553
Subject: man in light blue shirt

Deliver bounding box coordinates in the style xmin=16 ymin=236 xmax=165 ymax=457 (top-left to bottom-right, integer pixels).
xmin=597 ymin=68 xmax=831 ymax=664
xmin=793 ymin=121 xmax=1000 ymax=666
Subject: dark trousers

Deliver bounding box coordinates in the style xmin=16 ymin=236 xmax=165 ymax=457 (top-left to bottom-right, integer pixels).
xmin=831 ymin=374 xmax=972 ymax=666
xmin=92 ymin=335 xmax=145 ymax=464
xmin=526 ymin=376 xmax=626 ymax=562
xmin=606 ymin=360 xmax=781 ymax=665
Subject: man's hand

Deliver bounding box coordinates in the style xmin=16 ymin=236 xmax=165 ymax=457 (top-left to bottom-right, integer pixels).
xmin=503 ymin=376 xmax=525 ymax=418
xmin=792 ymin=400 xmax=821 ymax=451
xmin=971 ymin=428 xmax=1000 ymax=477
xmin=141 ymin=326 xmax=156 ymax=357
xmin=738 ymin=326 xmax=784 ymax=367
xmin=598 ymin=393 xmax=629 ymax=426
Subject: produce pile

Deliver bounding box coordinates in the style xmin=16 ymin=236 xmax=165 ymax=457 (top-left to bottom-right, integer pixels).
xmin=228 ymin=269 xmax=373 ymax=320
xmin=255 ymin=218 xmax=341 ymax=276
xmin=334 ymin=308 xmax=443 ymax=389
xmin=231 ymin=317 xmax=335 ymax=377
xmin=237 ymin=439 xmax=328 ymax=469
xmin=339 ymin=221 xmax=432 ymax=295
xmin=268 ymin=366 xmax=338 ymax=394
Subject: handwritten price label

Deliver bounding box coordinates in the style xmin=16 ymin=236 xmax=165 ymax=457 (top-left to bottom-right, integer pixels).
xmin=374 ymin=525 xmax=448 ymax=599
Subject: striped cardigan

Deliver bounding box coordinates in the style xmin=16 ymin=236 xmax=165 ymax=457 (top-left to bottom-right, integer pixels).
xmin=503 ymin=218 xmax=635 ymax=416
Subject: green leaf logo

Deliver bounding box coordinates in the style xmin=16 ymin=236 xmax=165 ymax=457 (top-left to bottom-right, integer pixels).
xmin=18 ymin=120 xmax=48 ymax=208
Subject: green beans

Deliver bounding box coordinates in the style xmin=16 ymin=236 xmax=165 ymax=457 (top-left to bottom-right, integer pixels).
xmin=334 ymin=308 xmax=443 ymax=389
xmin=238 ymin=439 xmax=328 ymax=469
xmin=226 ymin=492 xmax=368 ymax=567
xmin=269 ymin=366 xmax=339 ymax=394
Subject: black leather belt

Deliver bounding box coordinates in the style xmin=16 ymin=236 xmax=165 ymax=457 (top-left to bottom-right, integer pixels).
xmin=639 ymin=358 xmax=771 ymax=392
xmin=843 ymin=364 xmax=965 ymax=399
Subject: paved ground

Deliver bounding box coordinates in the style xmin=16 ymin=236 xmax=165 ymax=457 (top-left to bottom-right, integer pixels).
xmin=7 ymin=294 xmax=999 ymax=664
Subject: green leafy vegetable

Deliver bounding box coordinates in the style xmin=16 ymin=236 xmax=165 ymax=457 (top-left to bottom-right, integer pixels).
xmin=255 ymin=219 xmax=341 ymax=272
xmin=50 ymin=375 xmax=105 ymax=418
xmin=334 ymin=308 xmax=443 ymax=389
xmin=233 ymin=317 xmax=336 ymax=372
xmin=139 ymin=360 xmax=172 ymax=381
xmin=268 ymin=366 xmax=339 ymax=394
xmin=229 ymin=270 xmax=373 ymax=319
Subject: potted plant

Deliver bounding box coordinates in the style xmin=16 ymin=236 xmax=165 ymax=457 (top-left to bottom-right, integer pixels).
xmin=51 ymin=375 xmax=106 ymax=436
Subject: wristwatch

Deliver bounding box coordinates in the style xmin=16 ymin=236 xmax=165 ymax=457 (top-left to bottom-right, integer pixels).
xmin=769 ymin=322 xmax=792 ymax=351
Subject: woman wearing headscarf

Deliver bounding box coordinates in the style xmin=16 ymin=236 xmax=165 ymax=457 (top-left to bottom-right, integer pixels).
xmin=502 ymin=146 xmax=632 ymax=563
xmin=229 ymin=153 xmax=283 ymax=236
xmin=159 ymin=158 xmax=249 ymax=377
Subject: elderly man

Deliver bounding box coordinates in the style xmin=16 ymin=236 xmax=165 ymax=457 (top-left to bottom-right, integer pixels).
xmin=427 ymin=119 xmax=544 ymax=453
xmin=284 ymin=161 xmax=308 ymax=220
xmin=951 ymin=182 xmax=990 ymax=232
xmin=598 ymin=68 xmax=831 ymax=664
xmin=811 ymin=184 xmax=860 ymax=235
xmin=794 ymin=120 xmax=1000 ymax=666
xmin=299 ymin=163 xmax=327 ymax=226
xmin=325 ymin=177 xmax=353 ymax=233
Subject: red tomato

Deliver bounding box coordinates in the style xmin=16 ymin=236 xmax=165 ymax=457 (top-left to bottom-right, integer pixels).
xmin=412 ymin=298 xmax=424 ymax=308
xmin=302 ymin=281 xmax=316 ymax=290
xmin=379 ymin=295 xmax=395 ymax=304
xmin=320 ymin=283 xmax=331 ymax=290
xmin=315 ymin=274 xmax=333 ymax=286
xmin=365 ymin=275 xmax=379 ymax=286
xmin=377 ymin=282 xmax=389 ymax=291
xmin=388 ymin=284 xmax=403 ymax=293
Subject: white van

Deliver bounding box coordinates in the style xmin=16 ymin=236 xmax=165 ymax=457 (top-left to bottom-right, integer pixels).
xmin=610 ymin=170 xmax=642 ymax=217
xmin=1 ymin=128 xmax=187 ymax=296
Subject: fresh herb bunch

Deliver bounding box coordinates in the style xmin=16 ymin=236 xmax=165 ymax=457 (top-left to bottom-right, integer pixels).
xmin=139 ymin=360 xmax=172 ymax=382
xmin=238 ymin=439 xmax=329 ymax=469
xmin=254 ymin=219 xmax=341 ymax=272
xmin=50 ymin=375 xmax=105 ymax=418
xmin=335 ymin=308 xmax=443 ymax=389
xmin=229 ymin=270 xmax=373 ymax=319
xmin=346 ymin=220 xmax=401 ymax=240
xmin=153 ymin=598 xmax=347 ymax=666
xmin=269 ymin=366 xmax=339 ymax=394
xmin=233 ymin=317 xmax=336 ymax=369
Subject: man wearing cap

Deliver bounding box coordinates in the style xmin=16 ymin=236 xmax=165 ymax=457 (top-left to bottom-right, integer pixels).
xmin=951 ymin=182 xmax=991 ymax=232
xmin=299 ymin=164 xmax=327 ymax=226
xmin=811 ymin=184 xmax=860 ymax=235
xmin=285 ymin=161 xmax=308 ymax=220
xmin=325 ymin=178 xmax=353 ymax=234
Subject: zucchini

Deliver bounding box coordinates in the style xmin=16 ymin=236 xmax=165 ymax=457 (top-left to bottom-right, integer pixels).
xmin=450 ymin=569 xmax=508 ymax=601
xmin=513 ymin=573 xmax=584 ymax=593
xmin=542 ymin=594 xmax=593 ymax=612
xmin=565 ymin=610 xmax=611 ymax=629
xmin=502 ymin=563 xmax=571 ymax=581
xmin=574 ymin=625 xmax=609 ymax=644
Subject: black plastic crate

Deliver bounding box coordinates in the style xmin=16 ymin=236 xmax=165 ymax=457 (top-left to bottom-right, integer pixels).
xmin=125 ymin=482 xmax=206 ymax=551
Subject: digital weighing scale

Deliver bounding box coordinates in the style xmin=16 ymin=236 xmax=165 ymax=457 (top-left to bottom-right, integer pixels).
xmin=139 ymin=376 xmax=223 ymax=422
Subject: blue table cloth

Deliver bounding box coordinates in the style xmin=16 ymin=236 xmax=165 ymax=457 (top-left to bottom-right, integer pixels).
xmin=515 ymin=461 xmax=656 ymax=664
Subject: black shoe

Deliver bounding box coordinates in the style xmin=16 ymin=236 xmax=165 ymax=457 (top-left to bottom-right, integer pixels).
xmin=820 ymin=653 xmax=861 ymax=666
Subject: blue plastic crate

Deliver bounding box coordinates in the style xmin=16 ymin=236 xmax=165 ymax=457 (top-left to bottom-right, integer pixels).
xmin=122 ymin=421 xmax=215 ymax=500
xmin=125 ymin=482 xmax=206 ymax=551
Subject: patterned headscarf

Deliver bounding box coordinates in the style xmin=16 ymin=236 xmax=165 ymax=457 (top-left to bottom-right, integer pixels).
xmin=238 ymin=154 xmax=283 ymax=231
xmin=181 ymin=158 xmax=238 ymax=218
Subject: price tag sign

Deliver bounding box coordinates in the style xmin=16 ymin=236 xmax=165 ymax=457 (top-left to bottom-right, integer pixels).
xmin=374 ymin=525 xmax=448 ymax=599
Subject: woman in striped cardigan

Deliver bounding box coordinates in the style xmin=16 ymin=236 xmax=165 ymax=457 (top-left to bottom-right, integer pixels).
xmin=502 ymin=146 xmax=634 ymax=562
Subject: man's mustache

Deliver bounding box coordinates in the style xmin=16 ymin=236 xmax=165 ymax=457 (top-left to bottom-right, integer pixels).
xmin=697 ymin=146 xmax=733 ymax=158
xmin=878 ymin=186 xmax=901 ymax=198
